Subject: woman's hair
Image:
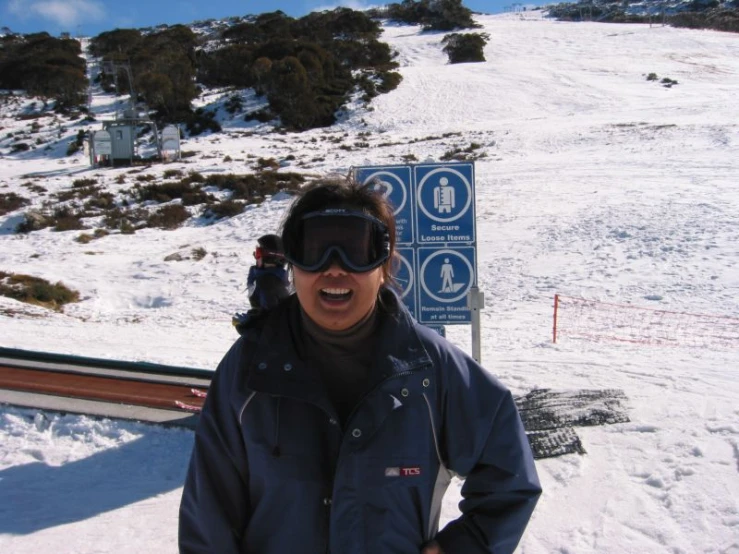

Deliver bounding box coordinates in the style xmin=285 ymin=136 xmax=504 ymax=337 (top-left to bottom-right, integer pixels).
xmin=281 ymin=174 xmax=398 ymax=287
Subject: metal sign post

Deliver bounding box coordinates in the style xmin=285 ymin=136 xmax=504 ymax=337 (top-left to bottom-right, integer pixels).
xmin=355 ymin=162 xmax=481 ymax=362
xmin=467 ymin=286 xmax=485 ymax=363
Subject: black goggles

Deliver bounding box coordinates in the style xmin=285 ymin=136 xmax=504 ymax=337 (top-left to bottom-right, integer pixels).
xmin=285 ymin=209 xmax=390 ymax=273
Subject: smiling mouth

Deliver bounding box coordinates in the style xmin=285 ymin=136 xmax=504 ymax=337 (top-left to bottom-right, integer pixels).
xmin=320 ymin=287 xmax=352 ymax=301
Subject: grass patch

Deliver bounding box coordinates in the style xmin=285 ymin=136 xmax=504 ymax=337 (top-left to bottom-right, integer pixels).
xmin=0 ymin=271 xmax=80 ymax=311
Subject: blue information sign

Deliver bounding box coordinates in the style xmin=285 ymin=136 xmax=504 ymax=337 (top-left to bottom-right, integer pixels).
xmin=417 ymin=247 xmax=476 ymax=324
xmin=415 ymin=163 xmax=475 ymax=244
xmin=354 ymin=162 xmax=476 ymax=325
xmin=355 ymin=165 xmax=414 ymax=245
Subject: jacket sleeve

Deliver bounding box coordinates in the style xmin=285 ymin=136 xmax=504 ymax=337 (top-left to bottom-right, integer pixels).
xmin=179 ymin=339 xmax=251 ymax=553
xmin=434 ymin=351 xmax=542 ymax=554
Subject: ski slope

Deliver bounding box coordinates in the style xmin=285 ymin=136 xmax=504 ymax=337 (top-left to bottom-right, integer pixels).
xmin=1 ymin=12 xmax=738 ymax=553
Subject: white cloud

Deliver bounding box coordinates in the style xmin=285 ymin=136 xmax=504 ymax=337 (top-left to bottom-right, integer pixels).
xmin=8 ymin=0 xmax=105 ymax=28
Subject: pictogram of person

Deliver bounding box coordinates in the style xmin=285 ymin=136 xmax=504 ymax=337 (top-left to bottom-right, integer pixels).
xmin=440 ymin=258 xmax=455 ymax=293
xmin=433 ymin=177 xmax=455 ymax=214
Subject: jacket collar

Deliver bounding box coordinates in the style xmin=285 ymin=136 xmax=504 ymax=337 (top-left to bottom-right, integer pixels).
xmin=245 ymin=288 xmax=432 ymax=408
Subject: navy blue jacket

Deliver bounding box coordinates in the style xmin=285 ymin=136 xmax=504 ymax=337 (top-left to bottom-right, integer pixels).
xmin=247 ymin=265 xmax=290 ymax=310
xmin=179 ymin=290 xmax=541 ymax=553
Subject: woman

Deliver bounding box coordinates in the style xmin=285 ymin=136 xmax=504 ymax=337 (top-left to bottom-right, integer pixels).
xmin=179 ymin=176 xmax=541 ymax=553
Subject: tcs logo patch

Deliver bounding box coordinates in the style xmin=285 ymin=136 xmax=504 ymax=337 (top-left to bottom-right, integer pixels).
xmin=385 ymin=466 xmax=422 ymax=477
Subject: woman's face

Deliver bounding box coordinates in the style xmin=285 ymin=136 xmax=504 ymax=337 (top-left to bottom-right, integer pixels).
xmin=293 ymin=262 xmax=384 ymax=331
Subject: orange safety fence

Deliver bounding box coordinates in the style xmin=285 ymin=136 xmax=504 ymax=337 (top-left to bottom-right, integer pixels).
xmin=552 ymin=294 xmax=739 ymax=348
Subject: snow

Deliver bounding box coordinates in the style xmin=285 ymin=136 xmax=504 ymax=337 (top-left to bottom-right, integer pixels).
xmin=1 ymin=11 xmax=738 ymax=554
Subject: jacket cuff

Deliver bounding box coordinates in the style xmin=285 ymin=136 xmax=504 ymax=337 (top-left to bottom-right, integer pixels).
xmin=434 ymin=520 xmax=487 ymax=554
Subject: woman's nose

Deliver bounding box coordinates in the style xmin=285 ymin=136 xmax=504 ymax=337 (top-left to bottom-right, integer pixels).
xmin=322 ymin=260 xmax=347 ymax=275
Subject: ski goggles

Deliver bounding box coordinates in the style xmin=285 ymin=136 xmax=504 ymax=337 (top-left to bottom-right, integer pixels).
xmin=285 ymin=209 xmax=390 ymax=273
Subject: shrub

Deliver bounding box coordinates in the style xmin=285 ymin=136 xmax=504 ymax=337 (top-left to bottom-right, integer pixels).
xmin=225 ymin=95 xmax=244 ymax=114
xmin=72 ymin=178 xmax=98 ymax=187
xmin=65 ymin=129 xmax=86 ymax=156
xmin=205 ymin=199 xmax=245 ymax=219
xmin=75 ymin=233 xmax=94 ymax=244
xmin=441 ymin=142 xmax=484 ymax=161
xmin=669 ymin=8 xmax=739 ymax=33
xmin=185 ymin=109 xmax=222 ymax=136
xmin=0 ymin=271 xmax=80 ymax=310
xmin=256 ymin=157 xmax=280 ymax=170
xmin=384 ymin=0 xmax=479 ymax=31
xmin=75 ymin=228 xmax=109 ymax=243
xmin=66 ymin=141 xmax=81 ymax=156
xmin=102 ymin=207 xmax=147 ymax=233
xmin=16 ymin=210 xmax=52 ymax=233
xmin=56 ymin=184 xmax=102 ymax=202
xmin=192 ymin=247 xmax=207 ymax=261
xmin=133 ymin=180 xmax=214 ymax=206
xmin=442 ymin=33 xmax=489 ymax=64
xmin=0 ymin=192 xmax=30 ymax=216
xmin=146 ymin=204 xmax=190 ymax=229
xmin=53 ymin=212 xmax=86 ymax=232
xmin=245 ymin=108 xmax=275 ymax=123
xmin=83 ymin=191 xmax=115 ymax=210
xmin=11 ymin=142 xmax=30 ymax=152
xmin=203 ymin=171 xmax=304 ymax=203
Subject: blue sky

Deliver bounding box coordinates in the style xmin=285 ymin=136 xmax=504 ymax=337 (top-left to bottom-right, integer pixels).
xmin=2 ymin=0 xmax=543 ymax=36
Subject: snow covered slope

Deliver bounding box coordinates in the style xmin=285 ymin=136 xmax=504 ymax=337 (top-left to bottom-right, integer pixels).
xmin=1 ymin=12 xmax=738 ymax=554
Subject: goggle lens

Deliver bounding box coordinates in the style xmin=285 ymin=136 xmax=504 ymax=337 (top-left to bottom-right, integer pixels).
xmin=286 ymin=211 xmax=389 ymax=273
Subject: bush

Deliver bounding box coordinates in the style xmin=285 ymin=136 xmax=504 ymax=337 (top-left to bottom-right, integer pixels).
xmin=184 ymin=109 xmax=222 ymax=136
xmin=442 ymin=33 xmax=489 ymax=64
xmin=75 ymin=228 xmax=109 ymax=243
xmin=102 ymin=207 xmax=147 ymax=233
xmin=669 ymin=8 xmax=739 ymax=33
xmin=203 ymin=171 xmax=305 ymax=203
xmin=441 ymin=142 xmax=484 ymax=161
xmin=72 ymin=178 xmax=98 ymax=187
xmin=205 ymin=199 xmax=245 ymax=219
xmin=0 ymin=33 xmax=88 ymax=109
xmin=0 ymin=271 xmax=80 ymax=310
xmin=0 ymin=192 xmax=30 ymax=216
xmin=53 ymin=212 xmax=86 ymax=232
xmin=384 ymin=0 xmax=479 ymax=31
xmin=146 ymin=204 xmax=190 ymax=229
xmin=133 ymin=181 xmax=213 ymax=205
xmin=11 ymin=142 xmax=30 ymax=153
xmin=83 ymin=191 xmax=116 ymax=210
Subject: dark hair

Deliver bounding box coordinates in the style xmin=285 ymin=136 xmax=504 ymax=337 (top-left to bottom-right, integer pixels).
xmin=281 ymin=175 xmax=397 ymax=286
xmin=257 ymin=234 xmax=283 ymax=253
xmin=256 ymin=233 xmax=286 ymax=266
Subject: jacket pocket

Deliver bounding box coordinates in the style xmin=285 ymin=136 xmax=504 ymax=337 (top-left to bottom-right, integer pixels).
xmin=361 ymin=458 xmax=428 ymax=553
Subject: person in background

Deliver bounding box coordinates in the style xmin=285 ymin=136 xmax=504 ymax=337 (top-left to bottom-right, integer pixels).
xmin=180 ymin=176 xmax=541 ymax=554
xmin=232 ymin=233 xmax=290 ymax=329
